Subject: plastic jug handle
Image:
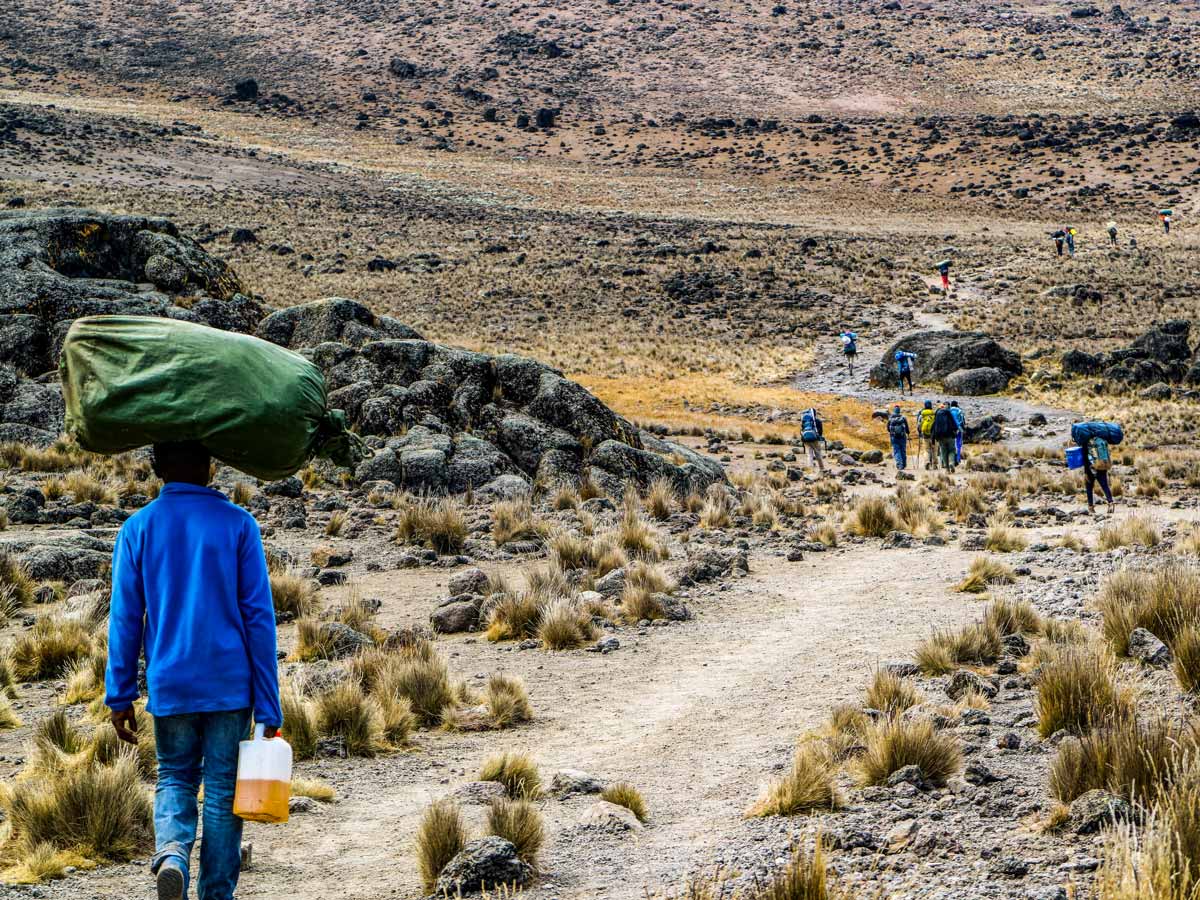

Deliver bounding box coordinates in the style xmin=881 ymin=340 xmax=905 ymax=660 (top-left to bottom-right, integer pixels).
xmin=254 ymin=723 xmax=265 ymax=741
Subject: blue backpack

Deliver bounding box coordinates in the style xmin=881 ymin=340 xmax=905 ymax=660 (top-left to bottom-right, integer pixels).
xmin=895 ymin=351 xmax=912 ymax=373
xmin=801 ymin=409 xmax=820 ymax=443
xmin=1071 ymin=421 xmax=1124 ymax=447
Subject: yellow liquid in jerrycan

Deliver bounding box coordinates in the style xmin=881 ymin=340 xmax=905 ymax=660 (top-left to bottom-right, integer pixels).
xmin=233 ymin=778 xmax=290 ymax=824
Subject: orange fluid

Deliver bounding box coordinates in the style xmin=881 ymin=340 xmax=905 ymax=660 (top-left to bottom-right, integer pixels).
xmin=233 ymin=778 xmax=290 ymax=824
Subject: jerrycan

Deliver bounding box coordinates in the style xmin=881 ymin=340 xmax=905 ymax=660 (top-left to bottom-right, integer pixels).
xmin=232 ymin=724 xmax=292 ymax=824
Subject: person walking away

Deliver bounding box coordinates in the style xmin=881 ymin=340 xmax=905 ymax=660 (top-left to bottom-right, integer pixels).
xmin=932 ymin=402 xmax=958 ymax=472
xmin=1065 ymin=227 xmax=1076 ymax=257
xmin=917 ymin=400 xmax=936 ymax=470
xmin=1107 ymin=221 xmax=1118 ymax=247
xmin=106 ymin=441 xmax=282 ymax=900
xmin=896 ymin=350 xmax=917 ymax=395
xmin=949 ymin=400 xmax=966 ymax=464
xmin=936 ymin=259 xmax=952 ymax=295
xmin=1051 ymin=229 xmax=1065 ymax=257
xmin=887 ymin=405 xmax=910 ymax=471
xmin=840 ymin=331 xmax=858 ymax=375
xmin=800 ymin=407 xmax=826 ymax=474
xmin=1082 ymin=434 xmax=1115 ymax=516
xmin=1160 ymin=209 xmax=1172 ymax=234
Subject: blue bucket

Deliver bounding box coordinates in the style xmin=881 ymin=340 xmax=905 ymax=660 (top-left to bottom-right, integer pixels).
xmin=1065 ymin=446 xmax=1084 ymax=470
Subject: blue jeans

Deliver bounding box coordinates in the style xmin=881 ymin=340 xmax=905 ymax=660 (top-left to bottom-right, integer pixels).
xmin=890 ymin=436 xmax=907 ymax=470
xmin=152 ymin=709 xmax=251 ymax=900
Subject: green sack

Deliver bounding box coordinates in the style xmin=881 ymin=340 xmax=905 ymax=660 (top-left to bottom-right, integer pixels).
xmin=60 ymin=315 xmax=366 ymax=481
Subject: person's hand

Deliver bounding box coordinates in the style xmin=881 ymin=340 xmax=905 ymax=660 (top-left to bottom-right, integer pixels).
xmin=111 ymin=708 xmax=138 ymax=745
xmin=261 ymin=726 xmax=280 ymax=739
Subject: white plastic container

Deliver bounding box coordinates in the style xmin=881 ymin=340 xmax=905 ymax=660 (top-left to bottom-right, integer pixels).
xmin=232 ymin=724 xmax=292 ymax=824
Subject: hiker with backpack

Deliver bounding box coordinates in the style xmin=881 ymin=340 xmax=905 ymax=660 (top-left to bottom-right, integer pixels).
xmin=1107 ymin=222 xmax=1118 ymax=247
xmin=932 ymin=401 xmax=959 ymax=472
xmin=1051 ymin=229 xmax=1066 ymax=257
xmin=949 ymin=400 xmax=966 ymax=464
xmin=916 ymin=400 xmax=936 ymax=470
xmin=801 ymin=407 xmax=826 ymax=473
xmin=840 ymin=331 xmax=858 ymax=375
xmin=1070 ymin=421 xmax=1121 ymax=515
xmin=1160 ymin=209 xmax=1173 ymax=234
xmin=887 ymin=405 xmax=910 ymax=471
xmin=895 ymin=350 xmax=917 ymax=394
xmin=1065 ymin=227 xmax=1077 ymax=257
xmin=936 ymin=260 xmax=951 ymax=295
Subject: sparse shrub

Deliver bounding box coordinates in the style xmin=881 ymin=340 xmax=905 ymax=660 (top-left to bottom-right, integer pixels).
xmin=601 ymin=782 xmax=648 ymax=823
xmin=699 ymin=490 xmax=733 ymax=529
xmin=87 ymin=710 xmax=158 ymax=779
xmin=747 ymin=744 xmax=841 ymax=817
xmin=335 ymin=587 xmax=377 ymax=634
xmin=1098 ymin=565 xmax=1200 ymax=657
xmin=294 ymin=618 xmax=337 ymax=661
xmin=0 ymin=696 xmax=19 ymax=730
xmin=1036 ymin=646 xmax=1134 ymax=738
xmin=486 ymin=591 xmax=543 ymax=642
xmin=1174 ymin=624 xmax=1200 ymax=693
xmin=375 ymin=691 xmax=417 ymax=746
xmin=10 ymin=617 xmax=93 ymax=681
xmin=550 ymin=485 xmax=579 ymax=511
xmin=892 ymin=486 xmax=944 ymax=537
xmin=940 ymin=484 xmax=987 ymax=521
xmin=313 ymin=680 xmax=383 ymax=756
xmin=230 ymin=481 xmax=254 ymax=507
xmin=955 ymin=556 xmax=1016 ymax=593
xmin=270 ymin=570 xmax=319 ymax=619
xmin=325 ymin=510 xmax=347 ymax=537
xmin=812 ymin=523 xmax=838 ymax=548
xmin=1098 ymin=514 xmax=1161 ymax=551
xmin=616 ymin=504 xmax=667 ymax=560
xmin=486 ymin=674 xmax=532 ymax=728
xmin=1050 ymin=717 xmax=1197 ymax=806
xmin=537 ymin=597 xmax=596 ymax=650
xmin=1179 ymin=527 xmax=1200 ymax=558
xmin=864 ymin=670 xmax=920 ymax=716
xmin=620 ymin=583 xmax=666 ymax=624
xmin=487 ymin=798 xmax=544 ymax=863
xmin=416 ymin=800 xmax=467 ymax=893
xmin=1057 ymin=531 xmax=1087 ymax=551
xmin=61 ymin=470 xmax=116 ymax=505
xmin=479 ymin=752 xmax=541 ymax=799
xmin=1043 ymin=617 xmax=1087 ymax=645
xmin=856 ymin=717 xmax=962 ymax=787
xmin=0 ymin=552 xmax=36 ymax=608
xmin=61 ymin=652 xmax=107 ymax=705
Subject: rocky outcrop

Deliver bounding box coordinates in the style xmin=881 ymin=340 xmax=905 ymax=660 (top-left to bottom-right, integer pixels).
xmin=1061 ymin=320 xmax=1198 ymax=389
xmin=942 ymin=367 xmax=1011 ymax=396
xmin=869 ymin=330 xmax=1022 ymax=391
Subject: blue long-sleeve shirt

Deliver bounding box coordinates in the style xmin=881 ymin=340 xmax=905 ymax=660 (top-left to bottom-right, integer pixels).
xmin=105 ymin=482 xmax=283 ymax=727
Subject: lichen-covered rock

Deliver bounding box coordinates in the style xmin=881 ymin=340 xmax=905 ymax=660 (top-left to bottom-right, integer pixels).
xmin=869 ymin=330 xmax=1022 ymax=389
xmin=434 ymin=837 xmax=533 ymax=895
xmin=256 ymin=297 xmax=421 ymax=349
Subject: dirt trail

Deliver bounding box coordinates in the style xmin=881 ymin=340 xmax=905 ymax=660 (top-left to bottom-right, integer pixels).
xmin=73 ymin=546 xmax=979 ymax=900
xmin=792 ymin=302 xmax=1079 ymax=451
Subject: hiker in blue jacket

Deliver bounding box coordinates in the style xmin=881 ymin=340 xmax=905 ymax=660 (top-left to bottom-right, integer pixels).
xmin=106 ymin=441 xmax=282 ymax=900
xmin=895 ymin=350 xmax=916 ymax=394
xmin=886 ymin=405 xmax=910 ymax=471
xmin=949 ymin=400 xmax=966 ymax=464
xmin=840 ymin=331 xmax=858 ymax=375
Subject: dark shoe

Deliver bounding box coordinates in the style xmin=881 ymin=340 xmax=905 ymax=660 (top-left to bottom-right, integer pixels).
xmin=157 ymin=863 xmax=185 ymax=900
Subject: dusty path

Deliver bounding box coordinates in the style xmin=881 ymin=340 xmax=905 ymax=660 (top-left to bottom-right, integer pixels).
xmin=71 ymin=546 xmax=979 ymax=900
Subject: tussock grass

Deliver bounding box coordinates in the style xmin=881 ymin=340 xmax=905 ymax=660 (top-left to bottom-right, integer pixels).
xmin=486 ymin=674 xmax=533 ymax=728
xmin=291 ymin=778 xmax=335 ymax=802
xmin=845 ymin=496 xmax=895 ymax=538
xmin=396 ymin=497 xmax=468 ymax=554
xmin=1178 ymin=526 xmax=1200 ymax=558
xmin=1050 ymin=717 xmax=1198 ymax=806
xmin=1044 ymin=617 xmax=1088 ymax=645
xmin=984 ymin=598 xmax=1043 ymax=637
xmin=644 ymin=478 xmax=677 ymax=521
xmin=984 ymin=515 xmax=1027 ymax=553
xmin=479 ymin=752 xmax=541 ymax=799
xmin=536 ymin=598 xmax=596 ymax=650
xmin=491 ymin=497 xmax=547 ymax=547
xmin=747 ymin=744 xmax=842 ymax=817
xmin=864 ymin=670 xmax=921 ymax=716
xmin=375 ymin=690 xmax=418 ymax=746
xmin=61 ymin=652 xmax=107 ymax=705
xmin=1098 ymin=514 xmax=1161 ymax=551
xmin=914 ymin=622 xmax=1002 ymax=674
xmin=616 ymin=504 xmax=667 ymax=561
xmin=270 ymin=570 xmax=319 ymax=619
xmin=1174 ymin=625 xmax=1200 ymax=693
xmin=0 ymin=696 xmax=20 ymax=730
xmin=940 ymin=484 xmax=987 ymax=522
xmin=0 ymin=553 xmax=36 ymax=609
xmin=294 ymin=618 xmax=337 ymax=661
xmin=620 ymin=583 xmax=667 ymax=624
xmin=486 ymin=591 xmax=545 ymax=643
xmin=230 ymin=481 xmax=254 ymax=507
xmin=11 ymin=618 xmax=93 ymax=681
xmin=1057 ymin=530 xmax=1087 ymax=551
xmin=955 ymin=556 xmax=1016 ymax=594
xmin=856 ymin=717 xmax=962 ymax=787
xmin=1036 ymin=646 xmax=1135 ymax=738
xmin=325 ymin=510 xmax=348 ymax=537
xmin=812 ymin=523 xmax=838 ymax=548
xmin=1098 ymin=564 xmax=1200 ymax=657
xmin=699 ymin=490 xmax=733 ymax=529
xmin=487 ymin=798 xmax=545 ymax=864
xmin=601 ymin=782 xmax=648 ymax=823
xmin=550 ymin=485 xmax=579 ymax=511
xmin=313 ymin=680 xmax=383 ymax=757
xmin=379 ymin=652 xmax=456 ymax=727
xmin=416 ymin=799 xmax=467 ymax=893
xmin=280 ymin=683 xmax=318 ymax=760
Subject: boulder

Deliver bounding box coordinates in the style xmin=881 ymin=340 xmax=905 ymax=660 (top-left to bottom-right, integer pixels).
xmin=945 ymin=669 xmax=997 ymax=701
xmin=430 ymin=600 xmax=480 ymax=634
xmin=1128 ymin=627 xmax=1171 ymax=667
xmin=1131 ymin=319 xmax=1192 ymax=365
xmin=943 ymin=367 xmax=1011 ymax=396
xmin=579 ymin=801 xmax=644 ymax=832
xmin=1068 ymin=789 xmax=1132 ymax=834
xmin=434 ymin=837 xmax=533 ymax=894
xmin=869 ymin=330 xmax=1022 ymax=389
xmin=448 ymin=567 xmax=489 ymax=596
xmin=256 ymin=298 xmax=422 ymax=349
xmin=1062 ymin=349 xmax=1105 ymax=377
xmin=548 ymin=769 xmax=605 ymax=797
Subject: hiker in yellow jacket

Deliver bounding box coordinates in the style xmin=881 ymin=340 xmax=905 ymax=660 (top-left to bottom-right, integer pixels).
xmin=917 ymin=400 xmax=936 ymax=470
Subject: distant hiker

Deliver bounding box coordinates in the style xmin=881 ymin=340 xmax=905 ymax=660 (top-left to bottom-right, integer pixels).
xmin=1081 ymin=436 xmax=1114 ymax=515
xmin=1160 ymin=209 xmax=1173 ymax=234
xmin=887 ymin=405 xmax=910 ymax=471
xmin=106 ymin=441 xmax=281 ymax=900
xmin=936 ymin=259 xmax=952 ymax=295
xmin=840 ymin=331 xmax=858 ymax=375
xmin=1107 ymin=221 xmax=1118 ymax=247
xmin=1065 ymin=227 xmax=1076 ymax=257
xmin=949 ymin=399 xmax=966 ymax=464
xmin=895 ymin=350 xmax=917 ymax=394
xmin=1051 ymin=229 xmax=1066 ymax=257
xmin=800 ymin=407 xmax=826 ymax=474
xmin=917 ymin=400 xmax=936 ymax=470
xmin=932 ymin=401 xmax=958 ymax=472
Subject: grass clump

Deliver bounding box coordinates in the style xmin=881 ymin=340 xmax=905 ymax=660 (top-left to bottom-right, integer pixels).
xmin=845 ymin=496 xmax=896 ymax=538
xmin=487 ymin=798 xmax=545 ymax=864
xmin=1098 ymin=514 xmax=1162 ymax=551
xmin=396 ymin=497 xmax=467 ymax=554
xmin=291 ymin=778 xmax=335 ymax=802
xmin=747 ymin=744 xmax=842 ymax=818
xmin=644 ymin=478 xmax=677 ymax=521
xmin=1174 ymin=625 xmax=1200 ymax=693
xmin=479 ymin=752 xmax=541 ymax=799
xmin=984 ymin=515 xmax=1028 ymax=553
xmin=914 ymin=622 xmax=1002 ymax=674
xmin=1098 ymin=564 xmax=1200 ymax=657
xmin=379 ymin=651 xmax=457 ymax=728
xmin=491 ymin=497 xmax=547 ymax=547
xmin=269 ymin=570 xmax=319 ymax=620
xmin=1035 ymin=646 xmax=1135 ymax=738
xmin=601 ymin=782 xmax=648 ymax=823
xmin=984 ymin=598 xmax=1043 ymax=637
xmin=313 ymin=680 xmax=383 ymax=757
xmin=0 ymin=552 xmax=36 ymax=609
xmin=10 ymin=617 xmax=93 ymax=681
xmin=863 ymin=670 xmax=921 ymax=716
xmin=486 ymin=674 xmax=533 ymax=728
xmin=955 ymin=556 xmax=1017 ymax=594
xmin=856 ymin=717 xmax=962 ymax=787
xmin=416 ymin=799 xmax=467 ymax=893
xmin=280 ymin=683 xmax=318 ymax=760
xmin=536 ymin=598 xmax=597 ymax=650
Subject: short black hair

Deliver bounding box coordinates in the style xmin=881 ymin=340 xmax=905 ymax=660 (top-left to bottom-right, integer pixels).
xmin=151 ymin=441 xmax=211 ymax=470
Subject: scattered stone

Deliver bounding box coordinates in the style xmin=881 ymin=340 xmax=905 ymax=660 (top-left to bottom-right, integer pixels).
xmin=1128 ymin=627 xmax=1171 ymax=667
xmin=548 ymin=769 xmax=605 ymax=798
xmin=435 ymin=837 xmax=533 ymax=894
xmin=580 ymin=800 xmax=644 ymax=832
xmin=1068 ymin=790 xmax=1132 ymax=834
